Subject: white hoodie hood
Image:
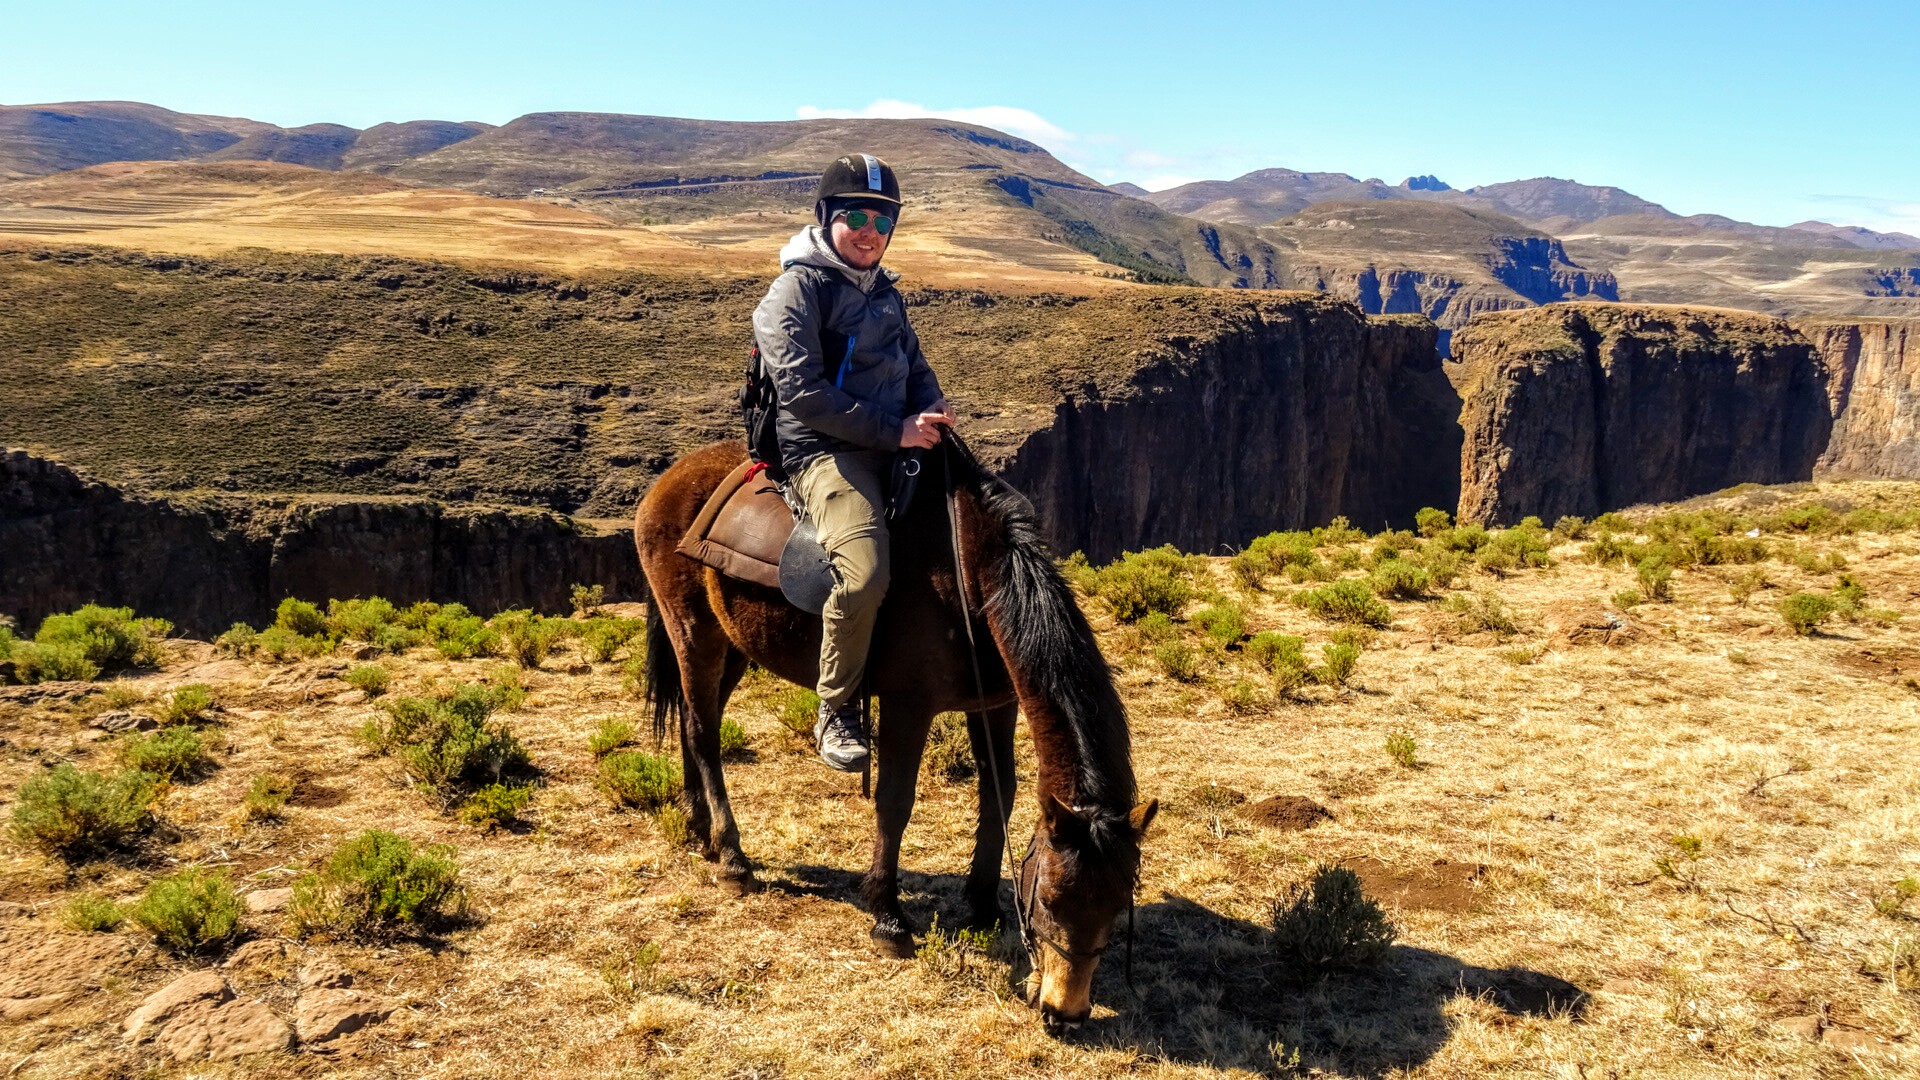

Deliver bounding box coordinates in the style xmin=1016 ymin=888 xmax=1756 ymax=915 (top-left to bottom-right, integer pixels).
xmin=778 ymin=225 xmax=883 ymax=294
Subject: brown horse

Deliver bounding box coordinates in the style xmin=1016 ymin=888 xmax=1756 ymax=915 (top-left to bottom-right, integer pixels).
xmin=633 ymin=436 xmax=1156 ymax=1031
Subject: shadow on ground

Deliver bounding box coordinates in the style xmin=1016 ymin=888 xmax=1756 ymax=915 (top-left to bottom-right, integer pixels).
xmin=779 ymin=867 xmax=1587 ymax=1078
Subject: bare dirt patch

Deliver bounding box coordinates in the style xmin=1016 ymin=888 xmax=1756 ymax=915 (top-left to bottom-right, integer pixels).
xmin=1244 ymin=794 xmax=1332 ymax=831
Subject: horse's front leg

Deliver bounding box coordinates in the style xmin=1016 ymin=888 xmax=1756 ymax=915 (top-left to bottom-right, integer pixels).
xmin=861 ymin=697 xmax=933 ymax=957
xmin=962 ymin=702 xmax=1019 ymax=933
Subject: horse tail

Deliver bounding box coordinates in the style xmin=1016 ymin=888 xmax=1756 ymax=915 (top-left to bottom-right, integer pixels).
xmin=643 ymin=602 xmax=683 ymax=746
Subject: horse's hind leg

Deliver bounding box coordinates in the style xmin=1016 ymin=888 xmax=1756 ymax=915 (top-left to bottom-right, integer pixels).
xmin=962 ymin=702 xmax=1019 ymax=934
xmin=672 ymin=618 xmax=759 ymax=893
xmin=862 ymin=696 xmax=935 ymax=958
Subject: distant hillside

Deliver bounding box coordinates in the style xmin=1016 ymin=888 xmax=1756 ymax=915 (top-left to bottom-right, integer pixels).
xmin=0 ymin=101 xmax=271 ymax=179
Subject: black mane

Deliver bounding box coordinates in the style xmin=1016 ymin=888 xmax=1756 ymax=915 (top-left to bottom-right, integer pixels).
xmin=941 ymin=436 xmax=1136 ymax=819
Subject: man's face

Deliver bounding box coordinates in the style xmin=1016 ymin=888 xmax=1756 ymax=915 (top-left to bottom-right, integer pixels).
xmin=828 ymin=206 xmax=894 ymax=269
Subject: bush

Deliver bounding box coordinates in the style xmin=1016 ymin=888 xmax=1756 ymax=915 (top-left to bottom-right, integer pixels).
xmin=1271 ymin=866 xmax=1397 ymax=974
xmin=252 ymin=625 xmax=333 ymax=661
xmin=1636 ymin=556 xmax=1674 ymax=602
xmin=1086 ymin=546 xmax=1198 ymax=622
xmin=1313 ymin=516 xmax=1366 ymax=546
xmin=1435 ymin=523 xmax=1490 ymax=553
xmin=214 ymin=623 xmax=258 ymax=655
xmin=1314 ymin=641 xmax=1361 ymax=687
xmin=1612 ymin=589 xmax=1644 ymax=610
xmin=1553 ymin=515 xmax=1589 ymax=540
xmin=368 ymin=685 xmax=531 ymax=807
xmin=274 ymin=598 xmax=329 ymax=638
xmin=620 ymin=655 xmax=649 ymax=700
xmin=1385 ymin=732 xmax=1418 ymax=769
xmin=101 ymin=681 xmax=147 ymax=710
xmin=1132 ymin=611 xmax=1178 ymax=648
xmin=157 ymin=683 xmax=214 ymax=725
xmin=1414 ymin=507 xmax=1452 ymax=537
xmin=599 ymin=750 xmax=682 ymax=811
xmin=488 ymin=610 xmax=566 ymax=668
xmin=345 ymin=665 xmax=391 ymax=697
xmin=1153 ymin=641 xmax=1199 ymax=681
xmin=134 ymin=868 xmax=243 ymax=953
xmin=582 ymin=617 xmax=644 ymax=663
xmin=1221 ymin=679 xmax=1264 ymax=713
xmin=1780 ymin=592 xmax=1836 ymax=635
xmin=8 ymin=605 xmax=172 ymax=684
xmin=777 ymin=688 xmax=820 ymax=740
xmin=1190 ymin=604 xmax=1246 ymax=647
xmin=326 ymin=597 xmax=413 ymax=651
xmin=1247 ymin=631 xmax=1309 ymax=694
xmin=9 ymin=765 xmax=159 ymax=855
xmin=921 ymin=712 xmax=975 ymax=783
xmin=288 ymin=830 xmax=465 ymax=937
xmin=485 ymin=664 xmax=528 ymax=712
xmin=588 ymin=717 xmax=636 ymax=757
xmin=719 ymin=717 xmax=750 ymax=759
xmin=424 ymin=603 xmax=496 ymax=660
xmin=243 ymin=773 xmax=296 ymax=822
xmin=1295 ymin=579 xmax=1392 ymax=628
xmin=62 ymin=893 xmax=125 ymax=932
xmin=1477 ymin=524 xmax=1553 ymax=572
xmin=1442 ymin=591 xmax=1518 ymax=637
xmin=1369 ymin=560 xmax=1431 ymax=600
xmin=570 ymin=583 xmax=606 ymax=617
xmin=121 ymin=727 xmax=205 ymax=780
xmin=457 ymin=782 xmax=534 ymax=829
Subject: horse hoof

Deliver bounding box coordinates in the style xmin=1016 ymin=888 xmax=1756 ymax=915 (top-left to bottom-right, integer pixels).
xmin=715 ymin=870 xmax=762 ymax=896
xmin=869 ymin=920 xmax=915 ymax=959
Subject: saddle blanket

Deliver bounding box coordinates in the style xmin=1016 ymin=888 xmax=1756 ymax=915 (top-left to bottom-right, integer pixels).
xmin=676 ymin=460 xmax=792 ymax=590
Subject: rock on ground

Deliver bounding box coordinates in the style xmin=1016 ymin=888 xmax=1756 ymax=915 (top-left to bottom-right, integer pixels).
xmin=0 ymin=927 xmax=135 ymax=1021
xmin=123 ymin=969 xmax=292 ymax=1060
xmin=294 ymin=987 xmax=394 ymax=1045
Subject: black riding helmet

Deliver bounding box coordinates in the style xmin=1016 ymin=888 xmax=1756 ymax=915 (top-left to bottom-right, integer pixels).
xmin=814 ymin=153 xmax=902 ymax=226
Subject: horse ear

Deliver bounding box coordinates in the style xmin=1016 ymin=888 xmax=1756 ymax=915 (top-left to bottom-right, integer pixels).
xmin=1129 ymin=799 xmax=1159 ymax=837
xmin=1040 ymin=792 xmax=1084 ymax=828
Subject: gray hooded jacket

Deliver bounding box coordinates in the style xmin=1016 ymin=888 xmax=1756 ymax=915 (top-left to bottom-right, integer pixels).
xmin=751 ymin=226 xmax=944 ymax=477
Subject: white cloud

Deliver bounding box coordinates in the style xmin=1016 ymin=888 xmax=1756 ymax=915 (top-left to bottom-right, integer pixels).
xmin=794 ymin=100 xmax=1073 ymax=145
xmin=1800 ymin=195 xmax=1920 ymax=238
xmin=1139 ymin=174 xmax=1207 ymax=192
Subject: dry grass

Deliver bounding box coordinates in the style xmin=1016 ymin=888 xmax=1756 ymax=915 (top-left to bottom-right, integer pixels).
xmin=2 ymin=481 xmax=1918 ymax=1076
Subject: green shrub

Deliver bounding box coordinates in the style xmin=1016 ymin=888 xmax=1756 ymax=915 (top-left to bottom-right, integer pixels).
xmin=1190 ymin=604 xmax=1246 ymax=647
xmin=397 ymin=601 xmax=441 ymax=630
xmin=1592 ymin=512 xmax=1632 ymax=532
xmin=250 ymin=625 xmax=332 ymax=661
xmin=1385 ymin=732 xmax=1418 ymax=769
xmin=1832 ymin=573 xmax=1867 ymax=617
xmin=620 ymin=655 xmax=648 ymax=700
xmin=1780 ymin=592 xmax=1836 ymax=635
xmin=488 ymin=609 xmax=565 ymax=668
xmin=485 ymin=664 xmax=528 ymax=712
xmin=1295 ymin=579 xmax=1392 ymax=628
xmin=424 ymin=603 xmax=496 ymax=660
xmin=1442 ymin=590 xmax=1518 ymax=637
xmin=777 ymin=688 xmax=820 ymax=740
xmin=368 ymin=685 xmax=531 ymax=807
xmin=1612 ymin=589 xmax=1644 ymax=610
xmin=274 ymin=598 xmax=329 ymax=638
xmin=921 ymin=712 xmax=975 ymax=783
xmin=1314 ymin=641 xmax=1361 ymax=687
xmin=1636 ymin=556 xmax=1675 ymax=602
xmin=243 ymin=773 xmax=296 ymax=822
xmin=1409 ymin=546 xmax=1463 ymax=589
xmin=570 ymin=583 xmax=606 ymax=617
xmin=11 ymin=640 xmax=100 ymax=682
xmin=288 ymin=830 xmax=465 ymax=937
xmin=134 ymin=868 xmax=242 ymax=953
xmin=1271 ymin=866 xmax=1397 ymax=974
xmin=1369 ymin=560 xmax=1430 ymax=600
xmin=582 ymin=618 xmax=644 ymax=663
xmin=1414 ymin=507 xmax=1452 ymax=537
xmin=9 ymin=765 xmax=159 ymax=855
xmin=345 ymin=665 xmax=390 ymax=697
xmin=1585 ymin=531 xmax=1630 ymax=567
xmin=1553 ymin=515 xmax=1589 ymax=540
xmin=1436 ymin=523 xmax=1490 ymax=553
xmin=1328 ymin=547 xmax=1365 ymax=572
xmin=326 ymin=597 xmax=413 ymax=651
xmin=1132 ymin=611 xmax=1178 ymax=648
xmin=1247 ymin=631 xmax=1309 ymax=694
xmin=1313 ymin=516 xmax=1366 ymax=546
xmin=62 ymin=893 xmax=126 ymax=932
xmin=588 ymin=716 xmax=636 ymax=757
xmin=33 ymin=604 xmax=169 ymax=672
xmin=157 ymin=683 xmax=213 ymax=725
xmin=1153 ymin=641 xmax=1199 ymax=682
xmin=1729 ymin=566 xmax=1769 ymax=605
xmin=719 ymin=717 xmax=750 ymax=758
xmin=101 ymin=681 xmax=147 ymax=710
xmin=121 ymin=727 xmax=205 ymax=780
xmin=598 ymin=750 xmax=682 ymax=811
xmin=1478 ymin=524 xmax=1553 ymax=572
xmin=1086 ymin=546 xmax=1199 ymax=622
xmin=457 ymin=783 xmax=534 ymax=829
xmin=1221 ymin=679 xmax=1264 ymax=713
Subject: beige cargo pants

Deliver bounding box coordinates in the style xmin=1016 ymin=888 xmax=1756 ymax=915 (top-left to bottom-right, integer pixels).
xmin=791 ymin=449 xmax=892 ymax=709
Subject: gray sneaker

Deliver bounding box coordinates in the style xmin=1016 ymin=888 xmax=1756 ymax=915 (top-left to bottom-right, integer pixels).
xmin=814 ymin=699 xmax=871 ymax=773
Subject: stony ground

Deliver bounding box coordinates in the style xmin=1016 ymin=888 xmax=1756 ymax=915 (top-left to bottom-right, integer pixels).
xmin=3 ymin=481 xmax=1918 ymax=1078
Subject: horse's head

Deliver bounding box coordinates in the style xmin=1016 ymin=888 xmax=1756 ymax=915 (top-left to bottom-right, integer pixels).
xmin=1019 ymin=793 xmax=1157 ymax=1034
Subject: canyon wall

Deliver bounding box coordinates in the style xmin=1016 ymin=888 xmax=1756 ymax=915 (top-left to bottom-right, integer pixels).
xmin=1451 ymin=305 xmax=1832 ymax=524
xmin=1795 ymin=319 xmax=1920 ymax=478
xmin=0 ymin=450 xmax=641 ymax=636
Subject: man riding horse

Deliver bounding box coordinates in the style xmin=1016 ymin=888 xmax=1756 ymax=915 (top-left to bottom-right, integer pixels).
xmin=752 ymin=153 xmax=956 ymax=772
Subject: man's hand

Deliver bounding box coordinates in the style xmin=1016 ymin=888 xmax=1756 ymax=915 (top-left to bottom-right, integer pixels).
xmin=899 ymin=409 xmax=952 ymax=449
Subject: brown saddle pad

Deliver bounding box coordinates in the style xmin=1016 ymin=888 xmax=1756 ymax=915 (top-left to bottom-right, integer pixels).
xmin=676 ymin=460 xmax=793 ymax=590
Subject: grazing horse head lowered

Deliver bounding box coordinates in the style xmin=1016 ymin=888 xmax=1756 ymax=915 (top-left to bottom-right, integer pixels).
xmin=633 ymin=434 xmax=1155 ymax=1032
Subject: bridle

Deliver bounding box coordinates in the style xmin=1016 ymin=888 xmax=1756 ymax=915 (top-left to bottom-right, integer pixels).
xmin=941 ymin=438 xmax=1138 ymax=989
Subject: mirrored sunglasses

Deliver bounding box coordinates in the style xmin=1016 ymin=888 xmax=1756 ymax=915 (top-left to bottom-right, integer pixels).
xmin=835 ymin=208 xmax=895 ymax=235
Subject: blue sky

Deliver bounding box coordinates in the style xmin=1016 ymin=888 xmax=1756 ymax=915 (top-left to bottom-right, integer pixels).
xmin=4 ymin=0 xmax=1915 ymax=232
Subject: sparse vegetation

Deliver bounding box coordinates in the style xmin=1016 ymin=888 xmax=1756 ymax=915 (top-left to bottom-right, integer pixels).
xmin=6 ymin=604 xmax=170 ymax=683
xmin=1314 ymin=640 xmax=1361 ymax=687
xmin=718 ymin=717 xmax=750 ymax=759
xmin=1780 ymin=591 xmax=1836 ymax=635
xmin=288 ymin=829 xmax=465 ymax=937
xmin=588 ymin=716 xmax=636 ymax=757
xmin=1294 ymin=579 xmax=1393 ymax=628
xmin=1270 ymin=866 xmax=1397 ymax=974
xmin=921 ymin=712 xmax=975 ymax=783
xmin=156 ymin=683 xmax=214 ymax=725
xmin=364 ymin=684 xmax=532 ymax=807
xmin=61 ymin=893 xmax=126 ymax=933
xmin=1153 ymin=641 xmax=1199 ymax=681
xmin=9 ymin=765 xmax=160 ymax=856
xmin=598 ymin=750 xmax=682 ymax=811
xmin=488 ymin=609 xmax=567 ymax=668
xmin=1385 ymin=732 xmax=1418 ymax=769
xmin=1079 ymin=546 xmax=1199 ymax=621
xmin=1189 ymin=603 xmax=1247 ymax=647
xmin=570 ymin=583 xmax=606 ymax=617
xmin=243 ymin=772 xmax=296 ymax=822
xmin=457 ymin=782 xmax=534 ymax=829
xmin=582 ymin=617 xmax=644 ymax=663
xmin=133 ymin=868 xmax=243 ymax=953
xmin=346 ymin=664 xmax=391 ymax=697
xmin=120 ymin=726 xmax=206 ymax=779
xmin=777 ymin=688 xmax=820 ymax=741
xmin=1442 ymin=590 xmax=1518 ymax=637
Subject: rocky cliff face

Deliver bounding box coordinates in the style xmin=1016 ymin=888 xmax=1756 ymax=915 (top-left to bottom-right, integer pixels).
xmin=0 ymin=451 xmax=641 ymax=636
xmin=1451 ymin=305 xmax=1832 ymax=524
xmin=997 ymin=305 xmax=1457 ymax=560
xmin=1797 ymin=319 xmax=1920 ymax=477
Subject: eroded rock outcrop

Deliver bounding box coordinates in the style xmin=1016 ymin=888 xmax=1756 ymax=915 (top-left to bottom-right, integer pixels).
xmin=1451 ymin=305 xmax=1831 ymax=524
xmin=998 ymin=304 xmax=1459 ymax=559
xmin=1 ymin=450 xmax=642 ymax=635
xmin=1796 ymin=318 xmax=1920 ymax=477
